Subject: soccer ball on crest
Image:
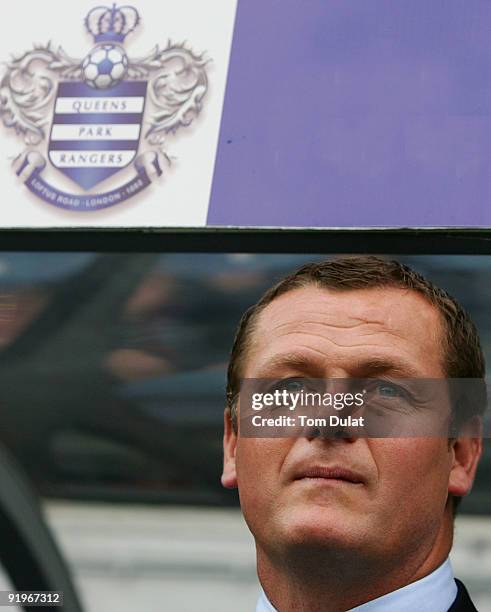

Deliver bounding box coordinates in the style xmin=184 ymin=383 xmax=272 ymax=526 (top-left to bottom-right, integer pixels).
xmin=82 ymin=44 xmax=129 ymax=90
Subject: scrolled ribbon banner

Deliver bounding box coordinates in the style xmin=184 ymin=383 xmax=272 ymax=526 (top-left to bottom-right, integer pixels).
xmin=15 ymin=151 xmax=164 ymax=212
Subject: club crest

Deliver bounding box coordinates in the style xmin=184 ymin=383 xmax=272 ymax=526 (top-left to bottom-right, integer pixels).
xmin=0 ymin=4 xmax=209 ymax=211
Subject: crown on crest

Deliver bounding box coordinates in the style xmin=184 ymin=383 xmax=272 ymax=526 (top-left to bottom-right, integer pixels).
xmin=85 ymin=4 xmax=140 ymax=43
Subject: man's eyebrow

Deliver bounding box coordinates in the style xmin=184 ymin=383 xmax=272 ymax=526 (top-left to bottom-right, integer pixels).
xmin=252 ymin=354 xmax=426 ymax=378
xmin=353 ymin=357 xmax=424 ymax=378
xmin=254 ymin=352 xmax=324 ymax=377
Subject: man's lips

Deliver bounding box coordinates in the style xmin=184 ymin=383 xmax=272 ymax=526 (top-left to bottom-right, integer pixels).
xmin=292 ymin=465 xmax=365 ymax=484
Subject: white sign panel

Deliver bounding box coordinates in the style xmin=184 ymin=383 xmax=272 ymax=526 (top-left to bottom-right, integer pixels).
xmin=0 ymin=0 xmax=237 ymax=227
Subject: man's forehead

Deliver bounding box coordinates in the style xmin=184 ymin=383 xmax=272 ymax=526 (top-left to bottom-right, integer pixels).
xmin=256 ymin=285 xmax=438 ymax=330
xmin=247 ymin=285 xmax=445 ymax=375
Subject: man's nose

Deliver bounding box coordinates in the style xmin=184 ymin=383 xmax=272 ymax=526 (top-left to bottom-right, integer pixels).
xmin=303 ymin=377 xmax=364 ymax=440
xmin=305 ymin=422 xmax=359 ymax=443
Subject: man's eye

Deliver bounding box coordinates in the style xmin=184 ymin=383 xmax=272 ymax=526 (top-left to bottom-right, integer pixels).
xmin=377 ymin=383 xmax=403 ymax=397
xmin=364 ymin=380 xmax=407 ymax=400
xmin=271 ymin=378 xmax=307 ymax=393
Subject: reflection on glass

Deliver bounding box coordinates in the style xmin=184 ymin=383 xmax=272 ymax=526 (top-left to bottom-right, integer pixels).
xmin=0 ymin=253 xmax=488 ymax=513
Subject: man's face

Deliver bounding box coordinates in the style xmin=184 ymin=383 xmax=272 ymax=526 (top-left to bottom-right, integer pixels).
xmin=222 ymin=286 xmax=481 ymax=563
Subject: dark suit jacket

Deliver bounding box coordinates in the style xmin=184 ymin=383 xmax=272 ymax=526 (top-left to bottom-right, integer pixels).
xmin=448 ymin=580 xmax=478 ymax=612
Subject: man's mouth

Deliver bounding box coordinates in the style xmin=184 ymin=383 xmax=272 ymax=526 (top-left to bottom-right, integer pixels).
xmin=293 ymin=465 xmax=364 ymax=484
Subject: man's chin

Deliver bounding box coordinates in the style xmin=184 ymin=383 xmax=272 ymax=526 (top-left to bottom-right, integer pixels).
xmin=274 ymin=504 xmax=371 ymax=552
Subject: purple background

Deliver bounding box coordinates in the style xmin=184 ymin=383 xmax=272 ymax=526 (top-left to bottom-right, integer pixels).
xmin=208 ymin=0 xmax=491 ymax=227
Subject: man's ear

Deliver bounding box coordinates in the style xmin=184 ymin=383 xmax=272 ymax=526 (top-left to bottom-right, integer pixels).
xmin=448 ymin=418 xmax=483 ymax=498
xmin=221 ymin=407 xmax=238 ymax=489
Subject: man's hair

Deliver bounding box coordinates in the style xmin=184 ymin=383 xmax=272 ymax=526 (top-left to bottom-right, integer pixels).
xmin=226 ymin=256 xmax=486 ymax=425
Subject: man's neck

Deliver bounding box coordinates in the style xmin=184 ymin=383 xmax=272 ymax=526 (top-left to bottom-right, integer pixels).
xmin=256 ymin=531 xmax=452 ymax=612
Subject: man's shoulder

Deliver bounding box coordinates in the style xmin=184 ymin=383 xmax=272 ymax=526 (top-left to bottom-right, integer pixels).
xmin=448 ymin=579 xmax=478 ymax=612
